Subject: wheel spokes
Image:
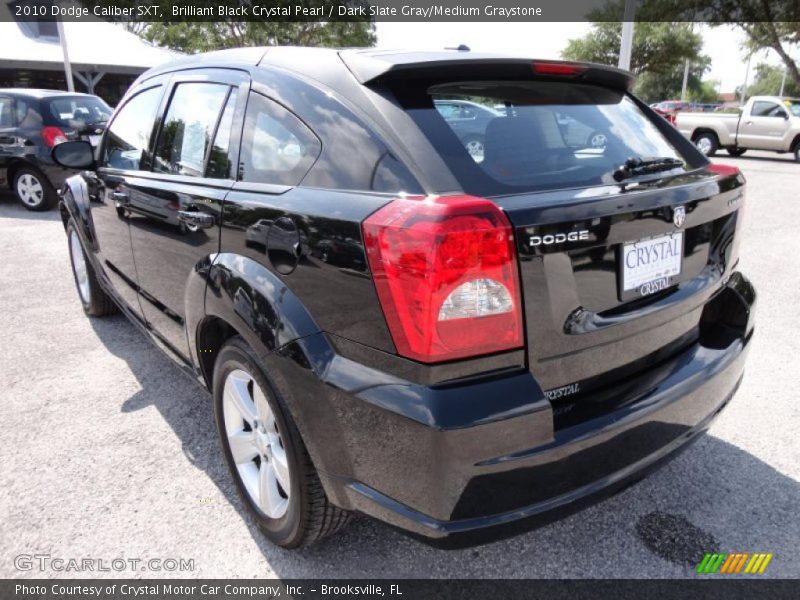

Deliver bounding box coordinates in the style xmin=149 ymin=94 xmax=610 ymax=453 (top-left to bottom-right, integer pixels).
xmin=270 ymin=441 xmax=291 ymax=491
xmin=228 ymin=430 xmax=258 ymax=465
xmin=259 ymin=461 xmax=286 ymax=518
xmin=224 ymin=372 xmax=257 ymax=427
xmin=252 ymin=382 xmax=272 ymax=425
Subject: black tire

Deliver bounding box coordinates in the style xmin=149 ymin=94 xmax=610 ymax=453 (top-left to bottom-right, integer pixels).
xmin=693 ymin=132 xmax=718 ymax=157
xmin=794 ymin=145 xmax=800 ymax=163
xmin=213 ymin=336 xmax=350 ymax=548
xmin=13 ymin=167 xmax=56 ymax=211
xmin=727 ymin=148 xmax=747 ymax=157
xmin=66 ymin=220 xmax=118 ymax=317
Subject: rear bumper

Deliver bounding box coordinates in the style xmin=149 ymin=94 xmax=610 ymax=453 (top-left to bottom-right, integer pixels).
xmin=268 ymin=272 xmax=755 ymax=547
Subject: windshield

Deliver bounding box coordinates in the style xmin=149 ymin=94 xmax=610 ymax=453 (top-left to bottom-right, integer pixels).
xmin=404 ymin=80 xmax=691 ymax=195
xmin=47 ymin=96 xmax=112 ymax=127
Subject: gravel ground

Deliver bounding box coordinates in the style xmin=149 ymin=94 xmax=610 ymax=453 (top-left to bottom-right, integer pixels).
xmin=0 ymin=151 xmax=798 ymax=579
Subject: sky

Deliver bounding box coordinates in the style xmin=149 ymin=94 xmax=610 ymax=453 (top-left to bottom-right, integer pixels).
xmin=376 ymin=22 xmax=788 ymax=95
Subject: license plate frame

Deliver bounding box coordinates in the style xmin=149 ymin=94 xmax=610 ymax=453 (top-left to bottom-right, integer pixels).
xmin=618 ymin=231 xmax=684 ymax=301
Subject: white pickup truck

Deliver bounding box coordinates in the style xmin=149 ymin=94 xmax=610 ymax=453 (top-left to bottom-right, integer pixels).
xmin=675 ymin=96 xmax=800 ymax=160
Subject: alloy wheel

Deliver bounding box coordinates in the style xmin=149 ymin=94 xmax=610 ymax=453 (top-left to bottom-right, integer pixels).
xmin=696 ymin=137 xmax=713 ymax=155
xmin=222 ymin=369 xmax=291 ymax=519
xmin=16 ymin=173 xmax=44 ymax=207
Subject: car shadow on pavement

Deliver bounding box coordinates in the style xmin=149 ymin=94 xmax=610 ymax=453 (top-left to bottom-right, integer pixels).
xmin=0 ymin=191 xmax=61 ymax=221
xmin=88 ymin=315 xmax=799 ymax=578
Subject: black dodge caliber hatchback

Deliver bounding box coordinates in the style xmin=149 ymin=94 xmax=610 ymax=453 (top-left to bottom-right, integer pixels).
xmin=54 ymin=47 xmax=755 ymax=548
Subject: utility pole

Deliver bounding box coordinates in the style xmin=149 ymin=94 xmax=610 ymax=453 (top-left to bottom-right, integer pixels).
xmin=56 ymin=18 xmax=75 ymax=92
xmin=618 ymin=0 xmax=636 ymax=71
xmin=681 ymin=60 xmax=690 ymax=101
xmin=779 ymin=67 xmax=787 ymax=96
xmin=740 ymin=52 xmax=752 ymax=105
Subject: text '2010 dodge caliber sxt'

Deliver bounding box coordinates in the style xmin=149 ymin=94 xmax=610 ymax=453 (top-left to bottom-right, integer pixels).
xmin=53 ymin=47 xmax=755 ymax=548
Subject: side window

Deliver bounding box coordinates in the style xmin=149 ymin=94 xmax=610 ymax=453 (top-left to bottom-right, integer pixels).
xmin=238 ymin=92 xmax=320 ymax=186
xmin=104 ymin=86 xmax=163 ymax=171
xmin=206 ymin=89 xmax=238 ymax=180
xmin=371 ymin=152 xmax=420 ymax=194
xmin=153 ymin=82 xmax=230 ymax=177
xmin=15 ymin=98 xmax=40 ymax=129
xmin=751 ymin=101 xmax=782 ymax=117
xmin=0 ymin=98 xmax=13 ymax=127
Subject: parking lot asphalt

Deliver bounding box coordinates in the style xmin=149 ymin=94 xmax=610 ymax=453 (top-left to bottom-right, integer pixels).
xmin=0 ymin=151 xmax=798 ymax=579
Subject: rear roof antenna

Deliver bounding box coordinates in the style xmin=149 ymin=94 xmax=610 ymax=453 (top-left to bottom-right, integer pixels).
xmin=445 ymin=44 xmax=471 ymax=51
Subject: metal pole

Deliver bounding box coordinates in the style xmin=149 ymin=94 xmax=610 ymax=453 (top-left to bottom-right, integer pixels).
xmin=779 ymin=68 xmax=787 ymax=96
xmin=740 ymin=52 xmax=752 ymax=105
xmin=56 ymin=19 xmax=74 ymax=92
xmin=681 ymin=60 xmax=690 ymax=101
xmin=618 ymin=0 xmax=636 ymax=71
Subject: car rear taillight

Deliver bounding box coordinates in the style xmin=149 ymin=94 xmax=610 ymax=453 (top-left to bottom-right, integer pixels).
xmin=532 ymin=61 xmax=587 ymax=76
xmin=41 ymin=126 xmax=67 ymax=148
xmin=362 ymin=195 xmax=524 ymax=363
xmin=708 ymin=163 xmax=745 ymax=184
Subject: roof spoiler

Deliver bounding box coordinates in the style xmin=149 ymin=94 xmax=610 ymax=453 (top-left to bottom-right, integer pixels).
xmin=340 ymin=50 xmax=635 ymax=92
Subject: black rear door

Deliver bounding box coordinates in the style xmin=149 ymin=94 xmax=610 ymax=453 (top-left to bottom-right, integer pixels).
xmin=126 ymin=69 xmax=248 ymax=362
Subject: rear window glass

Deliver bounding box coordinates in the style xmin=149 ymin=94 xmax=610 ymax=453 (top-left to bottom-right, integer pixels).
xmin=404 ymin=81 xmax=689 ymax=195
xmin=47 ymin=96 xmax=111 ymax=128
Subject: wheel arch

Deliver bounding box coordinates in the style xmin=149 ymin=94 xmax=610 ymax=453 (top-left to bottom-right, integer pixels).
xmin=191 ymin=253 xmax=321 ymax=390
xmin=691 ymin=127 xmax=720 ymax=143
xmin=59 ymin=174 xmax=97 ymax=249
xmin=5 ymin=158 xmax=33 ymax=190
xmin=789 ymin=133 xmax=800 ymax=153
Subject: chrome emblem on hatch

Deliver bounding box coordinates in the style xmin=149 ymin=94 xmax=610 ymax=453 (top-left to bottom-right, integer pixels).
xmin=673 ymin=206 xmax=686 ymax=228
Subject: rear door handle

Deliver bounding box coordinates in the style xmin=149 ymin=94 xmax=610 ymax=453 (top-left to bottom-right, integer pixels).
xmin=177 ymin=210 xmax=215 ymax=229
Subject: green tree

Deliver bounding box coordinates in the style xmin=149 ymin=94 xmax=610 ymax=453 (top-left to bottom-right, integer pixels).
xmin=562 ymin=22 xmax=714 ymax=102
xmin=742 ymin=62 xmax=800 ymax=97
xmin=562 ymin=22 xmax=703 ymax=78
xmin=141 ymin=21 xmax=375 ymax=53
xmin=634 ymin=56 xmax=713 ymax=103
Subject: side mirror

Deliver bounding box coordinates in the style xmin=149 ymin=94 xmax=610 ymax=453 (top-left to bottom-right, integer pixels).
xmin=783 ymin=111 xmax=790 ymax=120
xmin=52 ymin=140 xmax=95 ymax=169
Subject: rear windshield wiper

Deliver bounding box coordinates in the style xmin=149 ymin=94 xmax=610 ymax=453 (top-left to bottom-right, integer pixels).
xmin=613 ymin=156 xmax=684 ymax=182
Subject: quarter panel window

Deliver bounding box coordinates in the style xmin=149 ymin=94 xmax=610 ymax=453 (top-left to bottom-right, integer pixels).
xmin=206 ymin=89 xmax=238 ymax=180
xmin=104 ymin=86 xmax=163 ymax=171
xmin=154 ymin=82 xmax=230 ymax=177
xmin=238 ymin=92 xmax=320 ymax=186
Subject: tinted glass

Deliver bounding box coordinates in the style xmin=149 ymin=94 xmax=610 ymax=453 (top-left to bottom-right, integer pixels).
xmin=403 ymin=81 xmax=688 ymax=195
xmin=104 ymin=86 xmax=163 ymax=171
xmin=239 ymin=92 xmax=320 ymax=186
xmin=0 ymin=97 xmax=12 ymax=127
xmin=154 ymin=83 xmax=230 ymax=177
xmin=206 ymin=89 xmax=238 ymax=180
xmin=14 ymin=98 xmax=40 ymax=129
xmin=47 ymin=96 xmax=112 ymax=127
xmin=371 ymin=153 xmax=420 ymax=193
